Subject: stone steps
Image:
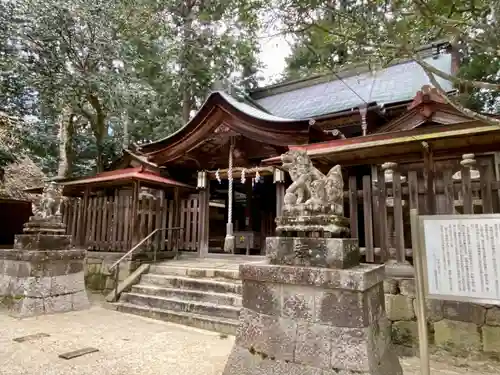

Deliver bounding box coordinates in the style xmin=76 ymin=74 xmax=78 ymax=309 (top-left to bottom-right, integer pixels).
xmin=113 ymin=302 xmax=239 ymax=335
xmin=131 ymin=284 xmax=242 ymax=306
xmin=121 ymin=292 xmax=241 ymax=320
xmin=148 ymin=265 xmax=240 ymax=280
xmin=114 ymin=263 xmax=243 ymax=335
xmin=140 ymin=274 xmax=242 ymax=295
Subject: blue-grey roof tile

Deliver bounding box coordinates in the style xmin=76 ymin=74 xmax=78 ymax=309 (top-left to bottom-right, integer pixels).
xmin=254 ymin=54 xmax=453 ymax=119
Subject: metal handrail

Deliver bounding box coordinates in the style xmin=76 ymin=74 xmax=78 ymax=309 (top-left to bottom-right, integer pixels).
xmin=110 ymin=226 xmax=183 ymax=301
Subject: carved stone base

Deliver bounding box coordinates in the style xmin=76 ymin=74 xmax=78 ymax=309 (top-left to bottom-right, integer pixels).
xmin=23 ymin=216 xmax=66 ymax=235
xmin=275 ymin=214 xmax=350 ymax=238
xmin=223 ymin=248 xmax=403 ymax=375
xmin=0 ymin=248 xmax=89 ymax=318
xmin=266 ymin=237 xmax=359 ymax=269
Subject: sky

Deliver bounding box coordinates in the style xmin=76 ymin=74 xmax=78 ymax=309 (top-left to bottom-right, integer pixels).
xmin=258 ymin=34 xmax=291 ymax=84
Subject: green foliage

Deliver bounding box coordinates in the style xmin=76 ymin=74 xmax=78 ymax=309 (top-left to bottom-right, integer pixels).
xmin=277 ymin=0 xmax=500 ymax=114
xmin=0 ymin=0 xmax=262 ymax=176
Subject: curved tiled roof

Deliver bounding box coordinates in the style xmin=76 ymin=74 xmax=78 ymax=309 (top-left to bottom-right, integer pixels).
xmin=252 ymin=54 xmax=454 ymax=119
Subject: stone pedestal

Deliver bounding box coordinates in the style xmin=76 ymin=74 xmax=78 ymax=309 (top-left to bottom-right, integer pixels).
xmin=0 ymin=217 xmax=89 ymax=317
xmin=223 ymin=236 xmax=403 ymax=375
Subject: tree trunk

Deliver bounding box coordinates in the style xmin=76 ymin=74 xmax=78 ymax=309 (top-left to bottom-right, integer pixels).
xmin=57 ymin=107 xmax=75 ymax=178
xmin=87 ymin=94 xmax=107 ymax=173
xmin=180 ymin=5 xmax=194 ymax=123
xmin=94 ymin=115 xmax=106 ymax=173
xmin=122 ymin=111 xmax=130 ymax=149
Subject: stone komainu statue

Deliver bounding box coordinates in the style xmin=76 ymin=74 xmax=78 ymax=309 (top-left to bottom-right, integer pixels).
xmin=32 ymin=182 xmax=64 ymax=219
xmin=280 ymin=149 xmax=344 ymax=216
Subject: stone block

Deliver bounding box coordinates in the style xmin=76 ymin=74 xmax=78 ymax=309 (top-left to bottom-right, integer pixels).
xmin=282 ymin=285 xmax=316 ymax=321
xmin=0 ymin=274 xmax=10 ymax=294
xmin=412 ymin=298 xmax=443 ymax=322
xmin=86 ymin=263 xmax=102 ymax=275
xmin=85 ymin=273 xmax=106 ymax=291
xmin=486 ymin=307 xmax=500 ymax=326
xmin=385 ymin=295 xmax=414 ymax=321
xmin=433 ymin=319 xmax=481 ymax=351
xmin=14 ymin=234 xmax=72 ymax=251
xmin=9 ymin=296 xmax=45 ymax=318
xmin=266 ymin=237 xmax=359 ymax=269
xmin=51 ymin=272 xmax=85 ymax=295
xmin=242 ymin=280 xmax=281 ymax=316
xmin=239 ymin=263 xmax=385 ymax=292
xmin=317 ymin=284 xmax=384 ymax=328
xmin=443 ymin=301 xmax=486 ymax=325
xmin=0 ymin=249 xmax=85 ymax=263
xmin=482 ymin=325 xmax=500 ymax=353
xmin=105 ymin=276 xmax=115 ymax=290
xmin=236 ymin=308 xmax=298 ymax=361
xmin=398 ymin=279 xmax=415 ymax=297
xmin=295 ymin=322 xmax=333 ymax=368
xmin=4 ymin=260 xmax=21 ymax=277
xmin=71 ymin=290 xmax=90 ymax=310
xmin=383 ymin=279 xmax=398 ymax=294
xmin=22 ymin=276 xmax=52 ymax=297
xmin=223 ymin=345 xmax=323 ymax=375
xmin=391 ymin=321 xmax=419 ymax=347
xmin=44 ymin=294 xmax=73 ymax=314
xmin=330 ymin=319 xmax=390 ymax=372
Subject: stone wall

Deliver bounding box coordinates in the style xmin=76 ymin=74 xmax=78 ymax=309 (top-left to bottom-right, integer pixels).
xmin=85 ymin=252 xmax=139 ymax=293
xmin=385 ymin=277 xmax=500 ymax=355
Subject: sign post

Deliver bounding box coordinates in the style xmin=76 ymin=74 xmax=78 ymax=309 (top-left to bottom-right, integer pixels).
xmin=410 ymin=209 xmax=430 ymax=375
xmin=410 ymin=210 xmax=500 ymax=374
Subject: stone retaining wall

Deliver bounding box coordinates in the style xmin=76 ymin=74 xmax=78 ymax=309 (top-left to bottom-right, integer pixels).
xmin=85 ymin=252 xmax=138 ymax=293
xmin=385 ymin=277 xmax=500 ymax=355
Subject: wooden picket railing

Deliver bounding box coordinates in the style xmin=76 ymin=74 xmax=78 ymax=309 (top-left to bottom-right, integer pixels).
xmin=345 ymin=155 xmax=500 ymax=264
xmin=62 ymin=193 xmax=200 ymax=253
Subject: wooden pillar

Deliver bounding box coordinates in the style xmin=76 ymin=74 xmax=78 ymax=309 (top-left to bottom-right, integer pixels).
xmin=198 ymin=180 xmax=210 ymax=257
xmin=79 ymin=187 xmax=90 ymax=247
xmin=173 ymin=187 xmax=181 ymax=257
xmin=274 ymin=168 xmax=286 ymax=219
xmin=275 ymin=183 xmax=285 ymax=218
xmin=130 ymin=181 xmax=140 ymax=249
xmin=245 ymin=178 xmax=253 ymax=230
xmin=423 ymin=145 xmax=435 ymax=215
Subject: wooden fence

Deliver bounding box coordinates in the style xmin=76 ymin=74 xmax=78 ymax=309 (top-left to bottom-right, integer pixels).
xmin=62 ymin=193 xmax=200 ymax=253
xmin=345 ymin=156 xmax=499 ymax=264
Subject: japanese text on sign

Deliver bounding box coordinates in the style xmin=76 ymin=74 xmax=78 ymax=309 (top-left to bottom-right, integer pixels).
xmin=422 ymin=217 xmax=500 ymax=302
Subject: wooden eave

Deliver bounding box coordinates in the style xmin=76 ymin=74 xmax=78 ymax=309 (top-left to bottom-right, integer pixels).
xmin=262 ymin=120 xmax=500 ymax=167
xmin=59 ymin=167 xmax=194 ymax=196
xmin=374 ymin=86 xmax=474 ymax=134
xmin=138 ymin=91 xmax=333 ymax=166
xmin=107 ymin=148 xmax=161 ymax=172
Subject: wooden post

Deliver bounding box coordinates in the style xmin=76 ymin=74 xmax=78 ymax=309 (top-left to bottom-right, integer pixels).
xmin=461 ymin=153 xmax=475 ymax=214
xmin=423 ymin=145 xmax=435 ymax=215
xmin=173 ymin=187 xmax=181 ymax=257
xmin=348 ymin=175 xmax=358 ymax=239
xmin=377 ymin=166 xmax=389 ymax=262
xmin=274 ymin=167 xmax=285 ymax=220
xmin=384 ymin=162 xmax=405 ymax=263
xmin=275 ymin=182 xmax=285 ymax=219
xmin=130 ymin=181 xmax=140 ymax=250
xmin=198 ymin=181 xmax=210 ymax=257
xmin=79 ymin=187 xmax=90 ymax=247
xmin=245 ymin=178 xmax=253 ymax=230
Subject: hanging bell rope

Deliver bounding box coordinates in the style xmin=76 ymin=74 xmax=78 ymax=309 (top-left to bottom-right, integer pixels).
xmin=224 ymin=137 xmax=236 ymax=253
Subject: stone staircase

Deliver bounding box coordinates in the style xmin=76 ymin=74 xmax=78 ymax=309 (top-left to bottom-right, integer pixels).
xmin=113 ymin=262 xmax=243 ymax=335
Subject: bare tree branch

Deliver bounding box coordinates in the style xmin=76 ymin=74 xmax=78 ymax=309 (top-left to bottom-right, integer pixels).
xmin=415 ymin=58 xmax=500 ymax=127
xmin=415 ymin=57 xmax=500 ymax=91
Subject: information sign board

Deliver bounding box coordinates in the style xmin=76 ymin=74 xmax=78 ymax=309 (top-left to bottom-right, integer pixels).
xmin=419 ymin=214 xmax=500 ymax=304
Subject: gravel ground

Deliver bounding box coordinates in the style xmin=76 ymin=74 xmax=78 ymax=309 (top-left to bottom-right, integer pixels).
xmin=1 ymin=294 xmax=500 ymax=375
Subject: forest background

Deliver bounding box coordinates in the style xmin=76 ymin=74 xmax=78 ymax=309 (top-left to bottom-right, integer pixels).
xmin=0 ymin=0 xmax=498 ymax=194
